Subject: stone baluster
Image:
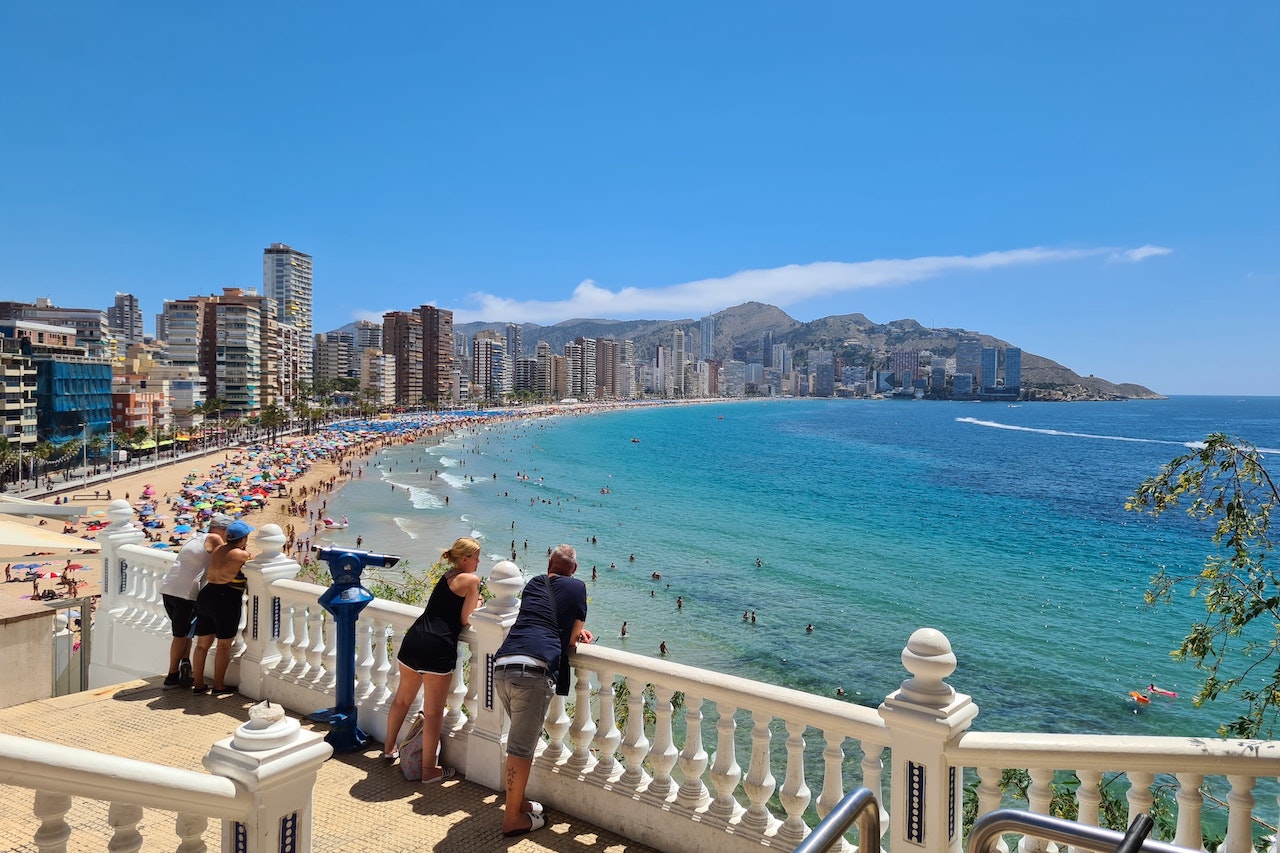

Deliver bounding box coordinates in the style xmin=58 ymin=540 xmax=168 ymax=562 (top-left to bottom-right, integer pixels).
xmin=620 ymin=675 xmax=652 ymax=789
xmin=972 ymin=766 xmax=1009 ymax=853
xmin=1222 ymin=775 xmax=1255 ymax=853
xmin=1125 ymin=770 xmax=1154 ymax=827
xmin=304 ymin=606 xmax=324 ymax=683
xmin=273 ymin=597 xmax=296 ymax=677
xmin=567 ymin=665 xmax=597 ymax=773
xmin=460 ymin=636 xmax=480 ymax=721
xmin=544 ymin=695 xmax=571 ymax=761
xmin=675 ymin=693 xmax=710 ymax=810
xmin=461 ymin=560 xmax=522 ymax=791
xmin=107 ymin=801 xmax=143 ymax=851
xmin=289 ymin=601 xmax=310 ymax=680
xmin=591 ymin=672 xmax=621 ymax=780
xmin=777 ymin=717 xmax=812 ymax=846
xmin=240 ymin=524 xmax=298 ymax=698
xmin=1019 ymin=767 xmax=1058 ymax=853
xmin=370 ymin=619 xmax=392 ymax=707
xmin=879 ymin=628 xmax=978 ymax=853
xmin=320 ymin=614 xmax=338 ymax=689
xmin=864 ymin=740 xmax=889 ymax=828
xmin=816 ymin=729 xmax=846 ymax=821
xmin=1173 ymin=772 xmax=1204 ymax=852
xmin=443 ymin=645 xmax=466 ymax=729
xmin=33 ymin=790 xmax=71 ymax=852
xmin=642 ymin=683 xmax=677 ymax=803
xmin=707 ymin=703 xmax=743 ymax=823
xmin=354 ymin=616 xmax=374 ymax=701
xmin=1075 ymin=768 xmax=1102 ymax=827
xmin=741 ymin=709 xmax=775 ymax=833
xmin=203 ymin=704 xmax=333 ymax=853
xmin=174 ymin=813 xmax=208 ymax=853
xmin=141 ymin=562 xmax=166 ymax=631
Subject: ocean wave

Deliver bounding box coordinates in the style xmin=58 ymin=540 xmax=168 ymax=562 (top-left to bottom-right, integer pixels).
xmin=439 ymin=472 xmax=468 ymax=489
xmin=406 ymin=486 xmax=443 ymax=510
xmin=955 ymin=418 xmax=1198 ymax=447
xmin=438 ymin=456 xmax=459 ymax=468
xmin=392 ymin=517 xmax=421 ymax=539
xmin=957 ymin=417 xmax=1280 ymax=454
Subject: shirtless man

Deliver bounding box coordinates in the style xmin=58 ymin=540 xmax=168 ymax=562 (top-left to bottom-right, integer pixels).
xmin=190 ymin=520 xmax=253 ymax=695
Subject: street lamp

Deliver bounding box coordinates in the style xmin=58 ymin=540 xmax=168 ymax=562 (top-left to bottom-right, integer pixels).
xmin=79 ymin=422 xmax=88 ymax=486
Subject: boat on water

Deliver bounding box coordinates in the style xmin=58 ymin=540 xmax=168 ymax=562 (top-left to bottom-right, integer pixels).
xmin=1127 ymin=690 xmax=1151 ymax=705
xmin=1147 ymin=684 xmax=1178 ymax=698
xmin=322 ymin=515 xmax=350 ymax=530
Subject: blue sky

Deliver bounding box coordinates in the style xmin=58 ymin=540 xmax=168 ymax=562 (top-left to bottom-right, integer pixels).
xmin=1 ymin=3 xmax=1276 ymax=396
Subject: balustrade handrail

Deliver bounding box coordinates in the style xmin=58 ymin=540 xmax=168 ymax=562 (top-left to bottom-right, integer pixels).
xmin=968 ymin=809 xmax=1197 ymax=853
xmin=576 ymin=643 xmax=887 ymax=735
xmin=950 ymin=730 xmax=1280 ymax=773
xmin=0 ymin=733 xmax=250 ymax=819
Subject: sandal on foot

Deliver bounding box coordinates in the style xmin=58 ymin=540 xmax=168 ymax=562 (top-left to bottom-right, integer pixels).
xmin=423 ymin=767 xmax=455 ymax=785
xmin=381 ymin=750 xmax=399 ymax=760
xmin=503 ymin=813 xmax=545 ymax=838
xmin=524 ymin=801 xmax=544 ymax=817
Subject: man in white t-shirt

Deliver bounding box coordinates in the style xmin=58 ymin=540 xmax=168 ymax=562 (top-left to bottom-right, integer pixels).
xmin=159 ymin=513 xmax=232 ymax=688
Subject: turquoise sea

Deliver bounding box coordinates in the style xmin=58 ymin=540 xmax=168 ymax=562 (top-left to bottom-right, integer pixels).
xmin=327 ymin=396 xmax=1280 ymax=739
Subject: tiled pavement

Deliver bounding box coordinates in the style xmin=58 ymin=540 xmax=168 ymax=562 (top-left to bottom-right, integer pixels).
xmin=0 ymin=680 xmax=661 ymax=853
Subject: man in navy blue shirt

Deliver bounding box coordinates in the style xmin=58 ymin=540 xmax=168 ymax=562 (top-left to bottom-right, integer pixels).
xmin=493 ymin=544 xmax=592 ymax=837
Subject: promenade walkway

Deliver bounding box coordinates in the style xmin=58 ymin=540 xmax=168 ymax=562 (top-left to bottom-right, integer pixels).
xmin=0 ymin=679 xmax=660 ymax=853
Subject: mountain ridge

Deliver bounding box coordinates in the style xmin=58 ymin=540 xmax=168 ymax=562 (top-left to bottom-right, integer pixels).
xmin=359 ymin=303 xmax=1164 ymax=399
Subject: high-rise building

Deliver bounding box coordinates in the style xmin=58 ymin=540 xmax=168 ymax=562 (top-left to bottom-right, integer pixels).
xmin=353 ymin=319 xmax=382 ymax=351
xmin=418 ymin=305 xmax=454 ymax=409
xmin=314 ymin=332 xmax=356 ymax=384
xmin=471 ymin=330 xmax=506 ymax=402
xmin=262 ymin=243 xmax=313 ymax=385
xmin=980 ymin=347 xmax=999 ymax=391
xmin=890 ymin=350 xmax=920 ymax=388
xmin=761 ymin=330 xmax=774 ymax=368
xmin=811 ymin=349 xmax=835 ymax=397
xmin=671 ymin=330 xmax=686 ymax=397
xmin=108 ymin=293 xmax=144 ymax=347
xmin=699 ymin=314 xmax=715 ymax=362
xmin=595 ymin=338 xmax=622 ymax=399
xmin=382 ymin=311 xmax=422 ymax=405
xmin=1004 ymin=347 xmax=1022 ymax=393
xmin=566 ymin=337 xmax=597 ymax=401
xmin=955 ymin=338 xmax=982 ymax=381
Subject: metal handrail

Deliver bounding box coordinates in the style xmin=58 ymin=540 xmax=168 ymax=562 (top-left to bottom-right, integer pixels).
xmin=792 ymin=787 xmax=881 ymax=853
xmin=969 ymin=810 xmax=1194 ymax=853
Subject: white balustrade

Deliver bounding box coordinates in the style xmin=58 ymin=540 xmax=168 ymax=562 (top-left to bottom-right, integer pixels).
xmin=82 ymin=516 xmax=1280 ymax=853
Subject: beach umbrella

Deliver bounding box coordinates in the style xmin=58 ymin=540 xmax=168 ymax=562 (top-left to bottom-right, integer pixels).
xmin=65 ymin=563 xmax=84 ymax=570
xmin=173 ymin=524 xmax=193 ymax=533
xmin=150 ymin=542 xmax=170 ymax=549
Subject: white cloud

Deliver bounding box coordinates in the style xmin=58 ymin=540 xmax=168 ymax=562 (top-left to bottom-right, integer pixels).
xmin=1110 ymin=245 xmax=1173 ymax=263
xmin=352 ymin=244 xmax=1170 ymax=325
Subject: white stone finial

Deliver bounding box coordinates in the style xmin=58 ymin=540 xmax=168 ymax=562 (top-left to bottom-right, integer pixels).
xmin=106 ymin=499 xmax=134 ymax=527
xmin=898 ymin=627 xmax=957 ymax=707
xmin=487 ymin=560 xmax=524 ymax=611
xmin=255 ymin=523 xmax=286 ymax=560
xmin=232 ymin=701 xmax=301 ymax=751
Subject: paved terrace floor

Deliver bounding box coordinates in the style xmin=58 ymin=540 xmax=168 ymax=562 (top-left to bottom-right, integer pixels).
xmin=0 ymin=680 xmax=661 ymax=853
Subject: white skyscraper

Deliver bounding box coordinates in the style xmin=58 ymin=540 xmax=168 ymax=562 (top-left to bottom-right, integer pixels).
xmin=263 ymin=243 xmax=313 ymax=386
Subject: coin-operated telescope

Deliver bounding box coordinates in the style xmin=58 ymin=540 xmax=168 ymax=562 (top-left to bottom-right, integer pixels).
xmin=307 ymin=547 xmax=400 ymax=752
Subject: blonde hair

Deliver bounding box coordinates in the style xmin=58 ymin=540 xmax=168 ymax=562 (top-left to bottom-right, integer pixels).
xmin=442 ymin=537 xmax=481 ymax=567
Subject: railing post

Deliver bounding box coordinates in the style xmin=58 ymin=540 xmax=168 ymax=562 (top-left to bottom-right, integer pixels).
xmin=240 ymin=524 xmax=301 ymax=700
xmin=203 ymin=702 xmax=333 ymax=853
xmin=96 ymin=499 xmax=147 ymax=609
xmin=879 ymin=628 xmax=978 ymax=853
xmin=461 ymin=560 xmax=523 ymax=791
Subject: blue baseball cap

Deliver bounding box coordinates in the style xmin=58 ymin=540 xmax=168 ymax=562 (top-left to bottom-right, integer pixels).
xmin=225 ymin=520 xmax=254 ymax=542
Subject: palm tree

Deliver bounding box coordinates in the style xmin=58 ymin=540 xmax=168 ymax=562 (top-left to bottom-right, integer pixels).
xmin=0 ymin=437 xmax=16 ymax=490
xmin=259 ymin=403 xmax=287 ymax=445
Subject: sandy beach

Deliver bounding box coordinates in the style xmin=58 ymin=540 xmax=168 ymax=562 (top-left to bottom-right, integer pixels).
xmin=0 ymin=421 xmax=460 ymax=604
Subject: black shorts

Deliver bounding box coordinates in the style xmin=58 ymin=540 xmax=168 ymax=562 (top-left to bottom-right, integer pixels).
xmin=194 ymin=583 xmax=245 ymax=640
xmin=162 ymin=594 xmax=197 ymax=638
